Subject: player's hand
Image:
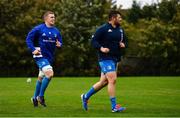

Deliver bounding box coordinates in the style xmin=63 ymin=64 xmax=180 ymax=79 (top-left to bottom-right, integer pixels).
xmin=119 ymin=42 xmax=125 ymax=48
xmin=100 ymin=47 xmax=110 ymax=53
xmin=32 ymin=49 xmax=41 ymax=55
xmin=56 ymin=39 xmax=61 ymax=48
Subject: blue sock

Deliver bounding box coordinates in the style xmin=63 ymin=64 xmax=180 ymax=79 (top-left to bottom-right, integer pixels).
xmin=110 ymin=97 xmax=116 ymax=109
xmin=33 ymin=80 xmax=41 ymax=99
xmin=85 ymin=87 xmax=96 ymax=100
xmin=39 ymin=77 xmax=50 ymax=97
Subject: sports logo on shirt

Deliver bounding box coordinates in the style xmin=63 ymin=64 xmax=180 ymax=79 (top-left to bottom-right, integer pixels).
xmin=42 ymin=33 xmax=46 ymax=36
xmin=107 ymin=65 xmax=112 ymax=70
xmin=108 ymin=29 xmax=112 ymax=32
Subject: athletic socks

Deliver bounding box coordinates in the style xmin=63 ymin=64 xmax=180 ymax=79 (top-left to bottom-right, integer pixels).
xmin=33 ymin=80 xmax=41 ymax=99
xmin=110 ymin=97 xmax=116 ymax=109
xmin=84 ymin=87 xmax=96 ymax=100
xmin=84 ymin=87 xmax=117 ymax=110
xmin=39 ymin=77 xmax=50 ymax=97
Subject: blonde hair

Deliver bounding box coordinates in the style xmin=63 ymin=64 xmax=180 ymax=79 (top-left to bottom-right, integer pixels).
xmin=43 ymin=11 xmax=55 ymax=20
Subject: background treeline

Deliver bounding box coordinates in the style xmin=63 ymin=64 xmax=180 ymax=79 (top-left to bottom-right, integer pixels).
xmin=0 ymin=0 xmax=179 ymax=77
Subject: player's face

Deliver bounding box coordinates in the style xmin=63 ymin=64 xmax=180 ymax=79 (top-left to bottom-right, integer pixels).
xmin=114 ymin=14 xmax=122 ymax=26
xmin=45 ymin=14 xmax=55 ymax=26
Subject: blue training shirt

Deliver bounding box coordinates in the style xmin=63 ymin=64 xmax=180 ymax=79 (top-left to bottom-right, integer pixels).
xmin=26 ymin=23 xmax=62 ymax=64
xmin=91 ymin=23 xmax=128 ymax=62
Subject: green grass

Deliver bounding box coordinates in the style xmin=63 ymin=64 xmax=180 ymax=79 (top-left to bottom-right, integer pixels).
xmin=0 ymin=77 xmax=180 ymax=117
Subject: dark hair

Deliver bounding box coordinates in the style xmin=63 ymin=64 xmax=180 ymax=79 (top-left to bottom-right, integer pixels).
xmin=108 ymin=10 xmax=121 ymax=21
xmin=43 ymin=11 xmax=55 ymax=20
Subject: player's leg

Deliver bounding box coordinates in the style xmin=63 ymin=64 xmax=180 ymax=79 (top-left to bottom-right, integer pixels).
xmin=37 ymin=65 xmax=53 ymax=107
xmin=35 ymin=58 xmax=53 ymax=107
xmin=39 ymin=65 xmax=53 ymax=97
xmin=106 ymin=71 xmax=117 ymax=110
xmin=85 ymin=73 xmax=108 ymax=100
xmin=93 ymin=73 xmax=108 ymax=90
xmin=81 ymin=73 xmax=108 ymax=111
xmin=81 ymin=60 xmax=111 ymax=111
xmin=105 ymin=61 xmax=126 ymax=112
xmin=34 ymin=70 xmax=44 ymax=98
xmin=31 ymin=70 xmax=44 ymax=107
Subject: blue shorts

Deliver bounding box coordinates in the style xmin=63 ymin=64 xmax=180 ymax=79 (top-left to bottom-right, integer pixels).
xmin=35 ymin=58 xmax=50 ymax=70
xmin=99 ymin=60 xmax=117 ymax=74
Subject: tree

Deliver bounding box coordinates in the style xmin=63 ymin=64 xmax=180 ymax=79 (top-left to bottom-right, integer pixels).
xmin=127 ymin=0 xmax=142 ymax=24
xmin=141 ymin=4 xmax=157 ymax=20
xmin=121 ymin=0 xmax=180 ymax=75
xmin=0 ymin=0 xmax=113 ymax=76
xmin=0 ymin=0 xmax=37 ymax=76
xmin=53 ymin=0 xmax=112 ymax=76
xmin=136 ymin=18 xmax=180 ymax=75
xmin=157 ymin=0 xmax=178 ymax=22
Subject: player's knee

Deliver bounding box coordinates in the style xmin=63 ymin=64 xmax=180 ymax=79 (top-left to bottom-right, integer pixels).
xmin=108 ymin=78 xmax=116 ymax=84
xmin=102 ymin=80 xmax=108 ymax=86
xmin=42 ymin=65 xmax=53 ymax=79
xmin=45 ymin=70 xmax=54 ymax=79
xmin=106 ymin=73 xmax=117 ymax=84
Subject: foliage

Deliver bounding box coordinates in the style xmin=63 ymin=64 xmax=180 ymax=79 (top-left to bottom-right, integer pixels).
xmin=126 ymin=0 xmax=142 ymax=24
xmin=0 ymin=0 xmax=179 ymax=76
xmin=53 ymin=0 xmax=112 ymax=76
xmin=122 ymin=0 xmax=180 ymax=75
xmin=157 ymin=0 xmax=178 ymax=22
xmin=0 ymin=0 xmax=37 ymax=76
xmin=141 ymin=4 xmax=157 ymax=20
xmin=136 ymin=19 xmax=179 ymax=74
xmin=0 ymin=0 xmax=112 ymax=76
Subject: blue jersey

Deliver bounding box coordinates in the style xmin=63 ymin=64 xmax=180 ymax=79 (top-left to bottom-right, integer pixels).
xmin=26 ymin=23 xmax=62 ymax=64
xmin=91 ymin=23 xmax=128 ymax=62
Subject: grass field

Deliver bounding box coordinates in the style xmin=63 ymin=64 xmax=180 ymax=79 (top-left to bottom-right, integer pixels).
xmin=0 ymin=77 xmax=180 ymax=117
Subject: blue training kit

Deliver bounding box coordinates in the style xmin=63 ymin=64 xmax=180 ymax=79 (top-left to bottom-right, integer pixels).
xmin=99 ymin=60 xmax=117 ymax=73
xmin=26 ymin=23 xmax=62 ymax=64
xmin=26 ymin=23 xmax=62 ymax=107
xmin=91 ymin=23 xmax=128 ymax=62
